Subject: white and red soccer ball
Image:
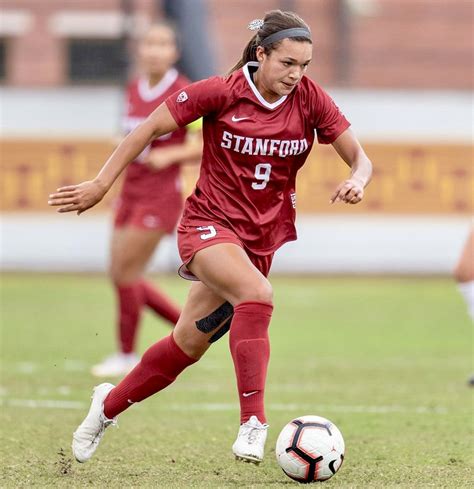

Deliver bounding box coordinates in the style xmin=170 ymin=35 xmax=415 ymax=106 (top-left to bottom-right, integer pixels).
xmin=276 ymin=415 xmax=345 ymax=483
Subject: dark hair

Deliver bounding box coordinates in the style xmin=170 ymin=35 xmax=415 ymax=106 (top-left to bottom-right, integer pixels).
xmin=228 ymin=10 xmax=312 ymax=74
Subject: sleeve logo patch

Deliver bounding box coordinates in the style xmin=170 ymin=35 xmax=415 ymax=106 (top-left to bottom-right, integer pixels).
xmin=176 ymin=91 xmax=188 ymax=103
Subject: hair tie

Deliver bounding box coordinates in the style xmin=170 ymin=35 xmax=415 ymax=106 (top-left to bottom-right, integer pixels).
xmin=248 ymin=19 xmax=264 ymax=31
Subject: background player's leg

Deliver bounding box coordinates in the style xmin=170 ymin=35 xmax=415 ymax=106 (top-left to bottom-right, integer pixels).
xmin=140 ymin=279 xmax=181 ymax=324
xmin=453 ymin=227 xmax=474 ymax=385
xmin=110 ymin=225 xmax=179 ymax=348
xmin=110 ymin=225 xmax=165 ymax=353
xmin=92 ymin=225 xmax=179 ymax=377
xmin=104 ymin=282 xmax=230 ymax=418
xmin=454 ymin=227 xmax=474 ymax=321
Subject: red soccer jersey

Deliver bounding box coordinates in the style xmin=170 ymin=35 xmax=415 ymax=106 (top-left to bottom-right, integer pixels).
xmin=121 ymin=68 xmax=191 ymax=202
xmin=166 ymin=62 xmax=350 ymax=255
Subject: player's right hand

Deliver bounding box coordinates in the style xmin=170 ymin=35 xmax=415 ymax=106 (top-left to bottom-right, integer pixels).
xmin=48 ymin=180 xmax=107 ymax=215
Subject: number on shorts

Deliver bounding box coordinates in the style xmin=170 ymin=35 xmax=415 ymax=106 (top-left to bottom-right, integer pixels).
xmin=252 ymin=163 xmax=272 ymax=190
xmin=197 ymin=225 xmax=217 ymax=240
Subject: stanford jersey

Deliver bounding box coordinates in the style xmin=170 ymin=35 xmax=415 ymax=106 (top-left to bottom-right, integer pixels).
xmin=166 ymin=62 xmax=350 ymax=255
xmin=120 ymin=68 xmax=190 ymax=202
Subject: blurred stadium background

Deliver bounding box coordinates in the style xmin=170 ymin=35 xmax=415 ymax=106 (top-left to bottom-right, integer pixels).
xmin=0 ymin=0 xmax=473 ymax=274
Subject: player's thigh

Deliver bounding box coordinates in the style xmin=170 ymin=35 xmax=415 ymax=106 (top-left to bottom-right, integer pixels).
xmin=454 ymin=228 xmax=474 ymax=282
xmin=187 ymin=243 xmax=273 ymax=306
xmin=173 ymin=281 xmax=232 ymax=358
xmin=110 ymin=225 xmax=166 ymax=284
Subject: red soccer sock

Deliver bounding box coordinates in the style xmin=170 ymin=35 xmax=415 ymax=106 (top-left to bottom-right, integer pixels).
xmin=104 ymin=333 xmax=197 ymax=418
xmin=140 ymin=280 xmax=181 ymax=325
xmin=229 ymin=301 xmax=273 ymax=424
xmin=116 ymin=283 xmax=144 ymax=354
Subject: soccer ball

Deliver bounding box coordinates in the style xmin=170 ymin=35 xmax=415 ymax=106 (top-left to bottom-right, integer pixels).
xmin=275 ymin=415 xmax=345 ymax=483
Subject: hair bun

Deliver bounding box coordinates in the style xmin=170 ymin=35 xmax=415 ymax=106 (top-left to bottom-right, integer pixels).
xmin=248 ymin=19 xmax=264 ymax=31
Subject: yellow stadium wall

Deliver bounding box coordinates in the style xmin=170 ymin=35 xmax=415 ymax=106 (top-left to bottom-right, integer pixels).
xmin=1 ymin=139 xmax=472 ymax=215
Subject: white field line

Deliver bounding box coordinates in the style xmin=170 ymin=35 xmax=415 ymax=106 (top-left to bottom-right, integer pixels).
xmin=0 ymin=399 xmax=86 ymax=409
xmin=0 ymin=398 xmax=449 ymax=414
xmin=9 ymin=360 xmax=88 ymax=374
xmin=168 ymin=403 xmax=449 ymax=414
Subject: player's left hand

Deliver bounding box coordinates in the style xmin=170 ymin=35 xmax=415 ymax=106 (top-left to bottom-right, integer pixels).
xmin=330 ymin=178 xmax=364 ymax=205
xmin=145 ymin=148 xmax=176 ymax=170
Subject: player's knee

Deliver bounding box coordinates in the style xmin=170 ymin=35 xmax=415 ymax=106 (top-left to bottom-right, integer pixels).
xmin=174 ymin=332 xmax=209 ymax=360
xmin=109 ymin=259 xmax=140 ymax=285
xmin=255 ymin=280 xmax=273 ymax=304
xmin=109 ymin=266 xmax=127 ymax=285
xmin=237 ymin=278 xmax=273 ymax=305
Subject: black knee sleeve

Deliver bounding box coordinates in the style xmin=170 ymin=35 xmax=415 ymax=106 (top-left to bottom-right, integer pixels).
xmin=208 ymin=316 xmax=232 ymax=343
xmin=195 ymin=301 xmax=234 ymax=343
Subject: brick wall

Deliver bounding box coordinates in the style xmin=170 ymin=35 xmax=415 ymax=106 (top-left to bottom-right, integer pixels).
xmin=0 ymin=0 xmax=157 ymax=86
xmin=207 ymin=0 xmax=473 ymax=89
xmin=0 ymin=0 xmax=472 ymax=88
xmin=348 ymin=0 xmax=473 ymax=89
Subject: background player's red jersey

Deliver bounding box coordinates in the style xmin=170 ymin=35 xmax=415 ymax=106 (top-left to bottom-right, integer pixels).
xmin=121 ymin=68 xmax=191 ymax=203
xmin=166 ymin=62 xmax=350 ymax=255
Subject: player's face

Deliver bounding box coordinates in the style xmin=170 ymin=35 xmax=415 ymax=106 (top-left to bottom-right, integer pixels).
xmin=255 ymin=39 xmax=312 ymax=102
xmin=138 ymin=25 xmax=179 ymax=78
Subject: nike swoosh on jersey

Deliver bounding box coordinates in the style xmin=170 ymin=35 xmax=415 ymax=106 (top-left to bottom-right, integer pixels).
xmin=242 ymin=390 xmax=259 ymax=397
xmin=231 ymin=115 xmax=251 ymax=122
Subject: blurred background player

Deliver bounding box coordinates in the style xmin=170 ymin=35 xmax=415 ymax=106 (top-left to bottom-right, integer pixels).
xmin=91 ymin=21 xmax=202 ymax=377
xmin=453 ymin=224 xmax=474 ymax=386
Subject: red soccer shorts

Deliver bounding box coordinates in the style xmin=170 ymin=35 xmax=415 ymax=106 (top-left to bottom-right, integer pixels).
xmin=177 ymin=222 xmax=274 ymax=280
xmin=113 ymin=196 xmax=183 ymax=234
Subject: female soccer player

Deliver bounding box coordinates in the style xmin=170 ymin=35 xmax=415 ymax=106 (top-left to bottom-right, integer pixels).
xmin=92 ymin=22 xmax=202 ymax=378
xmin=49 ymin=10 xmax=372 ymax=464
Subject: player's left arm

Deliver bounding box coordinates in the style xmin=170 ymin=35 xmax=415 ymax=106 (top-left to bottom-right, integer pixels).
xmin=329 ymin=128 xmax=373 ymax=205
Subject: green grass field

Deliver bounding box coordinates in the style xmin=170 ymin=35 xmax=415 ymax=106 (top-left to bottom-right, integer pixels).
xmin=1 ymin=274 xmax=473 ymax=488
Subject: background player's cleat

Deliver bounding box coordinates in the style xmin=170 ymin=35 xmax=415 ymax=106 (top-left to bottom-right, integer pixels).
xmin=91 ymin=352 xmax=139 ymax=377
xmin=468 ymin=374 xmax=474 ymax=387
xmin=232 ymin=415 xmax=268 ymax=464
xmin=72 ymin=383 xmax=117 ymax=463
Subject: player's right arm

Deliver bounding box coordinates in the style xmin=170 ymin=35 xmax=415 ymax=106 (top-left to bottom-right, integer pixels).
xmin=48 ymin=103 xmax=179 ymax=215
xmin=48 ymin=76 xmax=225 ymax=214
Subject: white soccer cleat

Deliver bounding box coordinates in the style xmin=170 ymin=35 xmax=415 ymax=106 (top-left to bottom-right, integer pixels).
xmin=91 ymin=352 xmax=139 ymax=377
xmin=232 ymin=415 xmax=269 ymax=464
xmin=72 ymin=383 xmax=117 ymax=463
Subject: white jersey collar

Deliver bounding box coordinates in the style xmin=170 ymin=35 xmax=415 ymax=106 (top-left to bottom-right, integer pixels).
xmin=243 ymin=62 xmax=287 ymax=110
xmin=138 ymin=68 xmax=179 ymax=102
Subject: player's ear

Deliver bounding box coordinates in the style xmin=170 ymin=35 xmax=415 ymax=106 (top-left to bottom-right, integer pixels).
xmin=256 ymin=46 xmax=265 ymax=63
